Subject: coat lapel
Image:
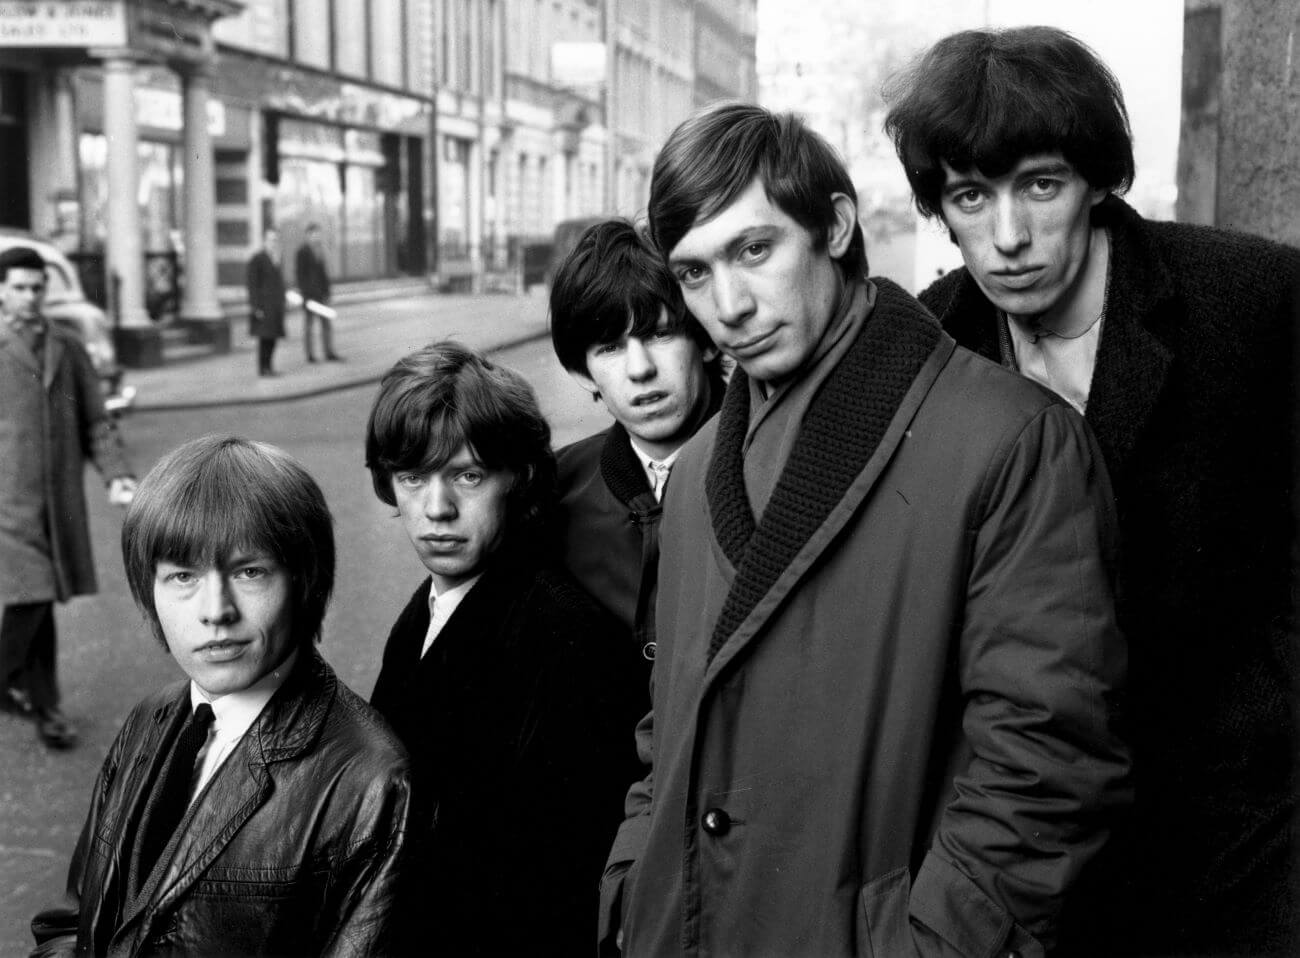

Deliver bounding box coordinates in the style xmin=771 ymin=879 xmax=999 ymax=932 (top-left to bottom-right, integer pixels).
xmin=1083 ymin=199 xmax=1176 ymax=481
xmin=43 ymin=327 xmax=65 ymax=391
xmin=111 ymin=653 xmax=332 ymax=952
xmin=0 ymin=323 xmax=42 ymax=376
xmin=703 ymin=280 xmax=947 ymax=680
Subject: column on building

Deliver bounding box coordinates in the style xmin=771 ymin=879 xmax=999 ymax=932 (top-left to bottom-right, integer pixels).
xmin=99 ymin=52 xmax=161 ymax=366
xmin=24 ymin=68 xmax=79 ymax=242
xmin=468 ymin=134 xmax=484 ymax=290
xmin=179 ymin=62 xmax=229 ymax=350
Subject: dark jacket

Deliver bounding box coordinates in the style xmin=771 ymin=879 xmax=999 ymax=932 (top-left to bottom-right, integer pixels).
xmin=371 ymin=548 xmax=645 ymax=957
xmin=31 ymin=650 xmax=414 ymax=958
xmin=246 ymin=250 xmax=286 ymax=339
xmin=921 ymin=196 xmax=1300 ymax=955
xmin=555 ymin=424 xmax=665 ymax=680
xmin=603 ymin=280 xmax=1130 ymax=958
xmin=294 ymin=243 xmax=331 ymax=305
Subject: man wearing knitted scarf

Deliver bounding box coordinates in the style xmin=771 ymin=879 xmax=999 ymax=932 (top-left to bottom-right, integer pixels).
xmin=597 ymin=101 xmax=1131 ymax=958
xmin=887 ymin=27 xmax=1300 ymax=958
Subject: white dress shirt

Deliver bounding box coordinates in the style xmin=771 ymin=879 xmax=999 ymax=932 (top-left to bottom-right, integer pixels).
xmin=187 ymin=647 xmax=298 ymax=803
xmin=1005 ymin=314 xmax=1103 ymax=416
xmin=628 ymin=441 xmax=683 ymax=502
xmin=421 ymin=574 xmax=482 ymax=657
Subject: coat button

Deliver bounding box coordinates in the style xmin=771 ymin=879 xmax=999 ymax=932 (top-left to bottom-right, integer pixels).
xmin=701 ymin=808 xmax=731 ymax=836
xmin=641 ymin=641 xmax=656 ymax=661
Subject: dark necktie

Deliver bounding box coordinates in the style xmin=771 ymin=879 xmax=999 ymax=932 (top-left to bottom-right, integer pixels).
xmin=135 ymin=703 xmax=214 ymax=888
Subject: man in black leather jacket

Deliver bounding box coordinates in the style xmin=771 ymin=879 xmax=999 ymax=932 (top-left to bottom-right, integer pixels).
xmin=31 ymin=436 xmax=414 ymax=958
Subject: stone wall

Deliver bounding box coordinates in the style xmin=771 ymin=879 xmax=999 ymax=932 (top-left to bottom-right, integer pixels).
xmin=1178 ymin=0 xmax=1300 ymax=245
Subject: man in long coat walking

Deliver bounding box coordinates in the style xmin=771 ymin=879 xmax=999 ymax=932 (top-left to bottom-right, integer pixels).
xmin=0 ymin=246 xmax=135 ymax=749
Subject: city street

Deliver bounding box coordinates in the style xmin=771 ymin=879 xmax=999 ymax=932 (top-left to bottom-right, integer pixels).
xmin=0 ymin=330 xmax=611 ymax=958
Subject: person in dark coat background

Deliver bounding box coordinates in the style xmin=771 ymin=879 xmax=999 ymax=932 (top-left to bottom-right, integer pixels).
xmin=246 ymin=227 xmax=286 ymax=377
xmin=294 ymin=222 xmax=341 ymax=363
xmin=549 ymin=219 xmax=722 ymax=688
xmin=366 ymin=341 xmax=644 ymax=957
xmin=0 ymin=246 xmax=136 ymax=751
xmin=886 ymin=25 xmax=1300 ymax=956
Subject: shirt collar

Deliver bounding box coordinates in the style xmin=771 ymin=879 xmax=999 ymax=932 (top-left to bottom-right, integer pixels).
xmin=627 ymin=439 xmax=683 ymax=475
xmin=189 ymin=646 xmax=299 ymax=739
xmin=427 ymin=573 xmax=483 ymax=617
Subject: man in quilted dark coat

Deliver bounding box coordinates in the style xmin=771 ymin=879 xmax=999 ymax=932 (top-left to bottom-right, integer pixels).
xmin=886 ymin=25 xmax=1300 ymax=957
xmin=599 ymin=101 xmax=1130 ymax=958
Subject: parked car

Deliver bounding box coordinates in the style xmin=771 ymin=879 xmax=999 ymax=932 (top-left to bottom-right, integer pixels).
xmin=544 ymin=216 xmax=606 ymax=287
xmin=0 ymin=230 xmax=135 ymax=416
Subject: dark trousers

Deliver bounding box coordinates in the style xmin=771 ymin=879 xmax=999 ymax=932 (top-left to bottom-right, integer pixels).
xmin=257 ymin=337 xmax=277 ymax=374
xmin=303 ymin=306 xmax=335 ymax=359
xmin=0 ymin=602 xmax=58 ymax=710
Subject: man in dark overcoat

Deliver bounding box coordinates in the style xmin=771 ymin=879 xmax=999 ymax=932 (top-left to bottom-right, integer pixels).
xmin=0 ymin=246 xmax=135 ymax=750
xmin=246 ymin=227 xmax=286 ymax=377
xmin=886 ymin=25 xmax=1300 ymax=957
xmin=366 ymin=341 xmax=644 ymax=956
xmin=550 ymin=219 xmax=722 ymax=687
xmin=600 ymin=102 xmax=1130 ymax=958
xmin=294 ymin=222 xmax=340 ymax=363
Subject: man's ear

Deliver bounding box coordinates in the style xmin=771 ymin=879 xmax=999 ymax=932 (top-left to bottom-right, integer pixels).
xmin=1089 ymin=186 xmax=1109 ymax=209
xmin=701 ymin=342 xmax=719 ymax=363
xmin=827 ymin=192 xmax=858 ymax=259
xmin=568 ymin=368 xmax=601 ymax=402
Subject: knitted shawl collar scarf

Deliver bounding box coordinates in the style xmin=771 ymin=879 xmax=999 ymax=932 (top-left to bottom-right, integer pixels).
xmin=704 ymin=276 xmax=941 ymax=661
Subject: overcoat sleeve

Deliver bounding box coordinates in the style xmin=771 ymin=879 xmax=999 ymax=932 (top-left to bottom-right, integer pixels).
xmin=910 ymin=403 xmax=1131 ymax=956
xmin=597 ymin=700 xmax=655 ymax=954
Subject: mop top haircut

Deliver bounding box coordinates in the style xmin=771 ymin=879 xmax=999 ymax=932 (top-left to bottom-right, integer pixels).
xmin=648 ymin=101 xmax=869 ymax=280
xmin=122 ymin=435 xmax=336 ymax=650
xmin=883 ymin=25 xmax=1135 ymax=219
xmin=549 ymin=219 xmax=715 ymax=376
xmin=365 ymin=340 xmax=556 ymax=534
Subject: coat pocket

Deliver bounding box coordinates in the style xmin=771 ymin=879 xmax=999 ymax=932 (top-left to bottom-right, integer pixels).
xmin=857 ymin=866 xmax=913 ymax=958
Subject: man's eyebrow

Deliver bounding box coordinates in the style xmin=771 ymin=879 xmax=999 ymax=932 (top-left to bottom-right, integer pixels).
xmin=668 ymin=225 xmax=778 ymax=266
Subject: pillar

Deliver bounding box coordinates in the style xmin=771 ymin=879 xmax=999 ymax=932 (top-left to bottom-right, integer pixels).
xmin=101 ymin=54 xmax=161 ymax=366
xmin=179 ymin=65 xmax=229 ymax=351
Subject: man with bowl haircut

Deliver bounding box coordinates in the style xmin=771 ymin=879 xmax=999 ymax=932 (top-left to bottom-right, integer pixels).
xmin=31 ymin=436 xmax=413 ymax=958
xmin=550 ymin=219 xmax=722 ymax=676
xmin=366 ymin=341 xmax=644 ymax=956
xmin=886 ymin=26 xmax=1300 ymax=956
xmin=599 ymin=102 xmax=1130 ymax=958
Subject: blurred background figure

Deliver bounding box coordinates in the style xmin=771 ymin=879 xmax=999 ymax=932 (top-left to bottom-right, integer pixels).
xmin=295 ymin=223 xmax=341 ymax=363
xmin=0 ymin=246 xmax=136 ymax=751
xmin=246 ymin=228 xmax=286 ymax=377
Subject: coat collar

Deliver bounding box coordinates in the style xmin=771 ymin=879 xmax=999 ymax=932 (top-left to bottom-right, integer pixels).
xmin=703 ymin=278 xmax=945 ymax=670
xmin=935 ymin=195 xmax=1175 ymax=479
xmin=113 ymin=649 xmax=336 ymax=948
xmin=0 ymin=314 xmax=52 ymax=379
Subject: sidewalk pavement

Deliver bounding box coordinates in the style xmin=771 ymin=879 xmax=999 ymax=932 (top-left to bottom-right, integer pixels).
xmin=128 ymin=288 xmax=552 ymax=412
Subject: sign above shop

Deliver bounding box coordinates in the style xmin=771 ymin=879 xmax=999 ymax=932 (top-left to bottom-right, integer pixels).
xmin=0 ymin=1 xmax=126 ymax=47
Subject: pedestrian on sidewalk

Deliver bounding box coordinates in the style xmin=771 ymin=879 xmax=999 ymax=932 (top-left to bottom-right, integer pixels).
xmin=246 ymin=227 xmax=286 ymax=377
xmin=295 ymin=223 xmax=341 ymax=363
xmin=0 ymin=246 xmax=137 ymax=751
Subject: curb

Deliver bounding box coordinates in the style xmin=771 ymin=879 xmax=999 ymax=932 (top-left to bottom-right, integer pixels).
xmin=133 ymin=328 xmax=552 ymax=413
